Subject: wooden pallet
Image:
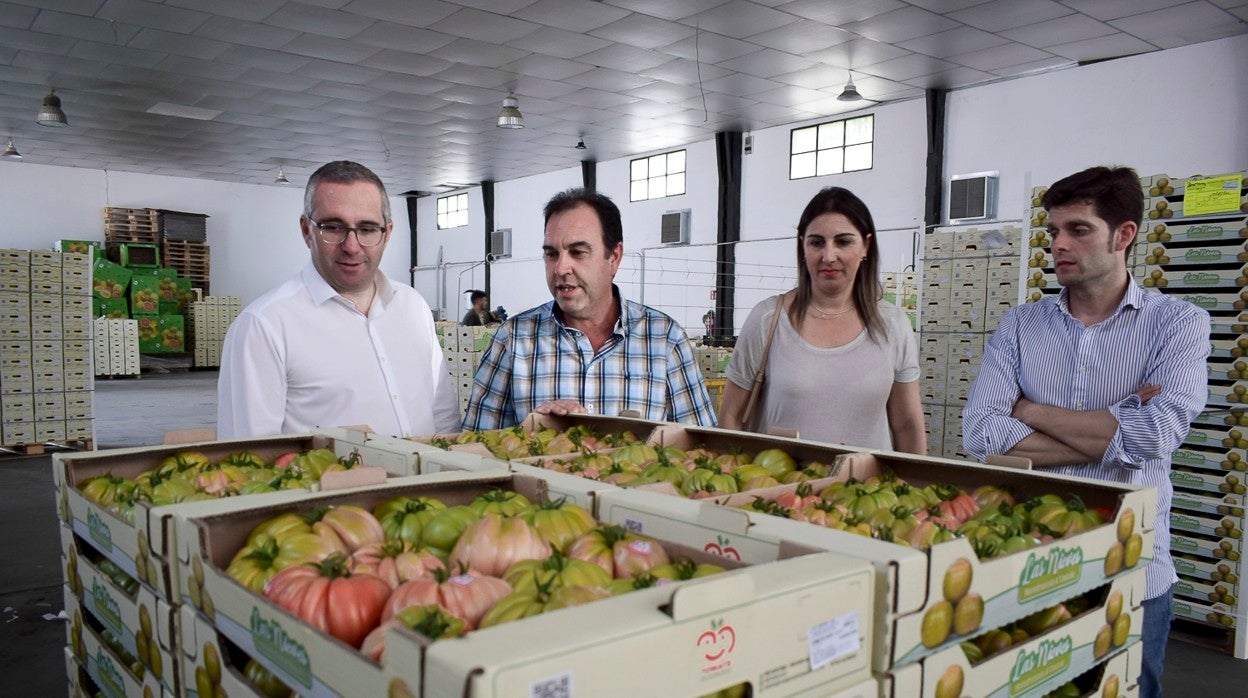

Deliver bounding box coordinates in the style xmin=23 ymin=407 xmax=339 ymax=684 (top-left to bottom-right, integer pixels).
xmin=0 ymin=438 xmax=93 ymax=456
xmin=105 ymin=229 xmax=160 ymax=244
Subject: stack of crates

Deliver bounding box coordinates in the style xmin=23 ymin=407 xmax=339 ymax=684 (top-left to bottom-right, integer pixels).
xmin=436 ymin=321 xmax=493 ymax=413
xmin=189 ymin=296 xmax=241 ymax=367
xmin=92 ymin=317 xmax=139 ymax=377
xmin=881 ymin=271 xmax=918 ymax=328
xmin=0 ymin=249 xmax=94 ymax=448
xmin=918 ymin=227 xmax=1021 ymax=459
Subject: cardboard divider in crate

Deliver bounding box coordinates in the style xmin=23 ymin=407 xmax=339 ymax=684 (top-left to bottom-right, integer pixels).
xmin=884 ymin=570 xmax=1145 ymax=698
xmin=595 ymin=444 xmax=1155 ymax=673
xmin=180 ymin=605 xmax=279 ymax=698
xmin=52 ymin=429 xmax=417 ymax=600
xmin=64 ymin=584 xmax=167 ymax=698
xmin=61 ymin=523 xmax=178 ymax=694
xmin=177 ymin=470 xmax=876 ymax=698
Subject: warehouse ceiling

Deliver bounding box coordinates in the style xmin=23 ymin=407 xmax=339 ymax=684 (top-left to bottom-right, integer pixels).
xmin=0 ymin=0 xmax=1244 ymax=194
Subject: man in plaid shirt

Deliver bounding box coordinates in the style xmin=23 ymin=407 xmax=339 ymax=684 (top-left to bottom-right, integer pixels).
xmin=462 ymin=188 xmax=717 ymax=430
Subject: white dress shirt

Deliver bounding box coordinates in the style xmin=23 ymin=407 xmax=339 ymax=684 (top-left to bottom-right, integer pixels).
xmin=217 ymin=263 xmax=460 ymax=439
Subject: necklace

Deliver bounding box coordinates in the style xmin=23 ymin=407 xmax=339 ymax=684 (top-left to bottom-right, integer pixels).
xmin=809 ymin=300 xmax=854 ymax=319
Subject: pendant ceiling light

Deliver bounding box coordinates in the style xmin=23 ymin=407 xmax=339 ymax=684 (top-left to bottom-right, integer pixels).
xmin=274 ymin=166 xmax=290 ymax=184
xmin=575 ymin=138 xmax=587 ymax=150
xmin=837 ymin=73 xmax=863 ymax=102
xmin=1 ymin=138 xmax=21 ymax=160
xmin=37 ymin=90 xmax=68 ymax=127
xmin=496 ymin=93 xmax=524 ymax=129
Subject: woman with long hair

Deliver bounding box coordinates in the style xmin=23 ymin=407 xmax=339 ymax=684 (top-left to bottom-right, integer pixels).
xmin=718 ymin=187 xmax=926 ymax=453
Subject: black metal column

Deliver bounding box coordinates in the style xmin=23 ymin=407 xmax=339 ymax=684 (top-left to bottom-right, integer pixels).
xmin=924 ymin=89 xmax=948 ymax=230
xmin=481 ymin=180 xmax=494 ymax=294
xmin=714 ymin=131 xmax=742 ymax=342
xmin=581 ymin=160 xmax=596 ymax=191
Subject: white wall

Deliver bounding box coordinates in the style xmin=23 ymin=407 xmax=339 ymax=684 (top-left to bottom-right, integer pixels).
xmin=0 ymin=162 xmax=412 ymax=307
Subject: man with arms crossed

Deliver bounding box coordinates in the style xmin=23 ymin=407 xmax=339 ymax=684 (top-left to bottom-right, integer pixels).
xmin=218 ymin=161 xmax=459 ymax=438
xmin=963 ymin=166 xmax=1209 ymax=698
xmin=463 ymin=188 xmax=716 ymax=430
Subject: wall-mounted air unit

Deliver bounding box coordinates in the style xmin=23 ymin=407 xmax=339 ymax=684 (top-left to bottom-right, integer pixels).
xmin=949 ymin=171 xmax=998 ymax=224
xmin=661 ymin=209 xmax=690 ymax=245
xmin=489 ymin=228 xmax=511 ymax=260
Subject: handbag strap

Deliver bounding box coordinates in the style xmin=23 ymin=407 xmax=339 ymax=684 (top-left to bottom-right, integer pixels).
xmin=741 ymin=292 xmax=788 ymax=427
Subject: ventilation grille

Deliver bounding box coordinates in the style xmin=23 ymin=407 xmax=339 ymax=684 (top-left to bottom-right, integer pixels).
xmin=660 ymin=210 xmax=690 ymax=245
xmin=489 ymin=228 xmax=511 ymax=259
xmin=949 ymin=173 xmax=998 ymax=223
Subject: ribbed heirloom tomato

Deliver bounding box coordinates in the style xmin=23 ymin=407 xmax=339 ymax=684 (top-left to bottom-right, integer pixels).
xmin=263 ymin=556 xmax=391 ymax=648
xmin=450 ymin=514 xmax=551 ymax=577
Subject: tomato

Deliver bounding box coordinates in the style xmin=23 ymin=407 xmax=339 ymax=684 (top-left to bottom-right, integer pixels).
xmin=1018 ymin=603 xmax=1071 ymax=636
xmin=649 ymin=557 xmax=725 ymax=581
xmin=477 ymin=588 xmax=548 ymax=628
xmin=263 ymin=556 xmax=391 ymax=648
xmin=361 ymin=604 xmax=466 ymax=661
xmin=469 ymin=490 xmax=532 ymax=517
xmin=373 ymin=496 xmax=447 ymax=547
xmin=419 ymin=505 xmax=482 ymax=559
xmin=613 ymin=535 xmax=670 ymax=579
xmin=608 ymin=573 xmax=668 ymax=595
xmin=971 ymin=485 xmax=1015 ymax=508
xmin=312 ymin=505 xmax=385 ymax=553
xmin=544 ymin=584 xmax=611 ymax=610
xmin=959 ymin=641 xmax=984 ymax=664
xmin=226 ymin=529 xmax=345 ymax=593
xmin=243 ymin=659 xmax=292 ymax=698
xmin=437 ymin=571 xmax=513 ymax=629
xmin=220 ymin=451 xmax=267 ymax=469
xmin=154 ymin=451 xmax=210 ymax=478
xmin=680 ymin=467 xmax=739 ymax=497
xmin=849 ymin=487 xmax=900 ymax=520
xmin=194 ymin=465 xmax=250 ymax=496
xmin=80 ymin=473 xmax=131 ymax=507
xmin=148 ymin=475 xmax=198 ymax=505
xmin=893 ymin=484 xmax=937 ymax=511
xmin=611 ymin=443 xmax=658 ymax=467
xmin=638 ymin=462 xmax=689 ymax=488
xmin=288 ymin=448 xmax=342 ymax=480
xmin=519 ymin=498 xmax=596 ymax=552
xmin=349 ymin=540 xmax=444 ymax=589
xmin=566 ymin=525 xmax=632 ymax=577
xmin=450 ymin=514 xmax=552 ymax=577
xmin=503 ymin=552 xmax=612 ymax=594
xmin=752 ymin=449 xmax=796 ymax=478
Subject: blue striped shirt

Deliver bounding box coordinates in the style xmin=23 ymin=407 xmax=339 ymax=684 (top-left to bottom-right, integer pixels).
xmin=963 ymin=282 xmax=1210 ymax=600
xmin=462 ymin=287 xmax=717 ymax=430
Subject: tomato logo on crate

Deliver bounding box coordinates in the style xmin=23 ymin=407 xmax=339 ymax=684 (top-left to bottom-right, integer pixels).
xmin=697 ymin=617 xmax=737 ymax=674
xmin=704 ymin=535 xmax=741 ymax=560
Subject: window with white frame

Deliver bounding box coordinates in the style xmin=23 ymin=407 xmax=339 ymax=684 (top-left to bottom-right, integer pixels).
xmin=437 ymin=192 xmax=468 ymax=229
xmin=789 ymin=115 xmax=874 ymax=180
xmin=630 ymin=150 xmax=686 ymax=202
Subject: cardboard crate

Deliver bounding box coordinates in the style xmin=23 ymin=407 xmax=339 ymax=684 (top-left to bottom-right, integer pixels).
xmin=63 ymin=584 xmax=167 ymax=698
xmin=1209 ymin=382 xmax=1248 ymax=407
xmin=1172 ymin=595 xmax=1239 ymax=629
xmin=1171 ymin=489 xmax=1244 ymax=517
xmin=1142 ymin=240 xmax=1247 ymax=267
xmin=1174 ymin=574 xmax=1238 ymax=609
xmin=1142 ymin=216 xmax=1248 ymax=244
xmin=879 ymin=572 xmax=1145 ymax=698
xmin=1143 ymin=268 xmax=1247 ymax=290
xmin=179 ymin=470 xmax=873 ymax=698
xmin=924 ymin=232 xmax=954 ymax=258
xmin=180 ymin=605 xmax=286 ymax=698
xmin=1170 ymin=466 xmax=1246 ymax=495
xmin=919 ymin=332 xmax=950 ymax=363
xmin=1170 ymin=510 xmax=1243 ymax=538
xmin=61 ymin=523 xmax=179 ymax=694
xmin=1171 ymin=445 xmax=1247 ymax=472
xmin=1173 ymin=555 xmax=1240 ymax=585
xmin=52 ymin=429 xmax=411 ymax=600
xmin=1170 ymin=531 xmax=1241 ymax=561
xmin=2 ymin=421 xmax=35 ymax=445
xmin=595 ymin=446 xmax=1156 ymax=672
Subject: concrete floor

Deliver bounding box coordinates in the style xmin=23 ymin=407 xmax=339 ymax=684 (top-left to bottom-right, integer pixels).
xmin=1 ymin=370 xmax=1245 ymax=696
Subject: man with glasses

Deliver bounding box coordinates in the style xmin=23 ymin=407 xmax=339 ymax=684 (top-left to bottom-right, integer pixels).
xmin=217 ymin=160 xmax=460 ymax=438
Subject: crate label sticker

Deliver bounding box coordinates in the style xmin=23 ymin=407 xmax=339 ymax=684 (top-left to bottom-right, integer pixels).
xmin=1018 ymin=546 xmax=1083 ymax=602
xmin=807 ymin=612 xmax=860 ymax=671
xmin=530 ymin=672 xmax=572 ymax=698
xmin=250 ymin=606 xmax=312 ymax=690
xmin=1185 ymin=175 xmax=1244 ymax=217
xmin=1009 ymin=635 xmax=1072 ymax=694
xmin=698 ymin=617 xmax=737 ymax=675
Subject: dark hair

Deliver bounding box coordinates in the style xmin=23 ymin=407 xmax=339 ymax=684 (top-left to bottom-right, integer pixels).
xmin=304 ymin=160 xmax=390 ymax=224
xmin=794 ymin=187 xmax=885 ymax=343
xmin=1042 ymin=166 xmax=1142 ymax=259
xmin=543 ymin=188 xmax=623 ymax=255
xmin=468 ymin=290 xmax=487 ymax=303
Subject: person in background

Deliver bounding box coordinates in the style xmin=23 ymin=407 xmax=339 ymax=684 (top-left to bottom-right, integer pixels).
xmin=217 ymin=160 xmax=460 ymax=439
xmin=463 ymin=187 xmax=716 ymax=430
xmin=718 ymin=186 xmax=925 ymax=453
xmin=962 ymin=165 xmax=1209 ymax=698
xmin=462 ymin=289 xmax=490 ymax=326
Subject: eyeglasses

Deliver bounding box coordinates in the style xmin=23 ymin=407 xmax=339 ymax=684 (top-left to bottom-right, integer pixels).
xmin=309 ymin=218 xmax=386 ymax=247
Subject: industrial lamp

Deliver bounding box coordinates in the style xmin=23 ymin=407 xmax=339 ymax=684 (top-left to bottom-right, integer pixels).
xmin=837 ymin=73 xmax=863 ymax=102
xmin=37 ymin=90 xmax=68 ymax=127
xmin=1 ymin=138 xmax=21 ymax=160
xmin=496 ymin=93 xmax=524 ymax=129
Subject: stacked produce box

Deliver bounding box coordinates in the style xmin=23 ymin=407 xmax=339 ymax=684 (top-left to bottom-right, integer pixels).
xmin=53 ymin=429 xmax=426 ymax=696
xmin=918 ymin=227 xmax=1021 ymax=459
xmin=190 ymin=296 xmax=241 ymax=368
xmin=0 ymin=249 xmax=93 ymax=449
xmin=436 ymin=322 xmax=493 ymax=414
xmin=881 ymin=271 xmax=918 ymax=328
xmin=92 ymin=317 xmax=140 ymax=378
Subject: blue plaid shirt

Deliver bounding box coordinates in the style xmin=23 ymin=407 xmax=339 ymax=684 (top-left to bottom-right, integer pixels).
xmin=963 ymin=282 xmax=1210 ymax=600
xmin=462 ymin=287 xmax=717 ymax=430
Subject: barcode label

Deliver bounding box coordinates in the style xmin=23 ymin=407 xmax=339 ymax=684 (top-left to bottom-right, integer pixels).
xmin=808 ymin=612 xmax=861 ymax=670
xmin=531 ymin=673 xmax=573 ymax=698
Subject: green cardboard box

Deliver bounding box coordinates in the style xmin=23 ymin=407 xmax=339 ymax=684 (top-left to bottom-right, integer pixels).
xmin=137 ymin=314 xmax=185 ymax=353
xmin=59 ymin=240 xmax=103 ymax=259
xmin=174 ymin=278 xmax=192 ymax=311
xmin=92 ymin=258 xmax=132 ymax=300
xmin=93 ymin=296 xmax=129 ymax=319
xmin=130 ymin=276 xmax=161 ymax=315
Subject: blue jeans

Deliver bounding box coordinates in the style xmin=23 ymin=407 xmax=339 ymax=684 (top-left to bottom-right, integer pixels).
xmin=1140 ymin=584 xmax=1174 ymax=698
